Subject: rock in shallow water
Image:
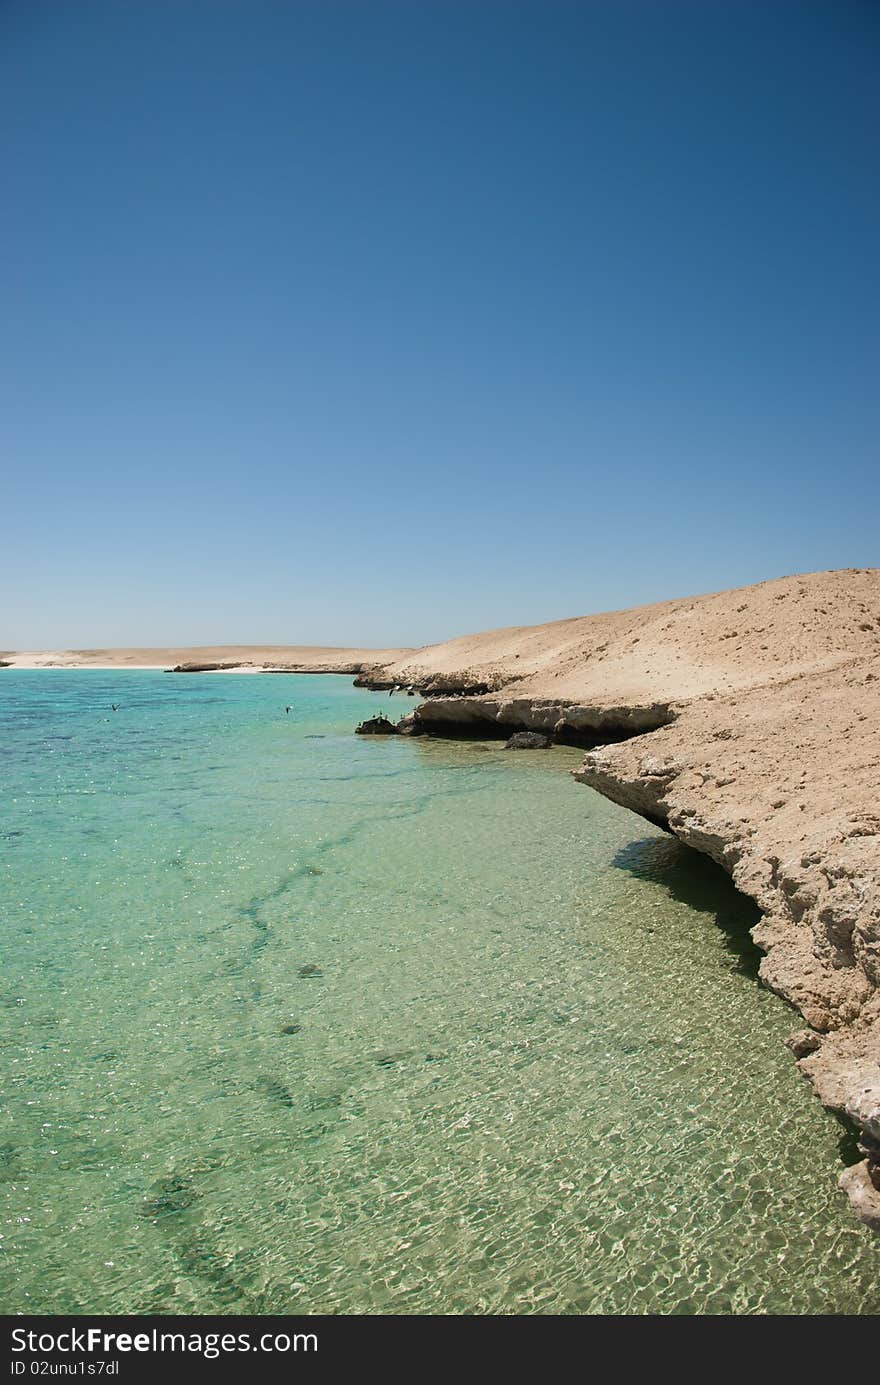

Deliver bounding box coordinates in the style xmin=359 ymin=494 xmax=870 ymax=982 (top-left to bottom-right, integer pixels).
xmin=839 ymin=1161 xmax=880 ymax=1230
xmin=785 ymin=1028 xmax=822 ymax=1058
xmin=395 ymin=713 xmax=422 ymax=735
xmin=356 ymin=716 xmax=399 ymax=735
xmin=505 ymin=731 xmax=553 ymax=749
xmin=144 ymin=1175 xmax=198 ymax=1217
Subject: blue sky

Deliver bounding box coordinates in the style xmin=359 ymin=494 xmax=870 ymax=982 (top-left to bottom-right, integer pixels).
xmin=3 ymin=1 xmax=878 ymax=648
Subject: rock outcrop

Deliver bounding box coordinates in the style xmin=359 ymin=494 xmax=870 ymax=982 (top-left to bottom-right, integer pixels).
xmin=169 ymin=662 xmax=244 ymax=673
xmin=407 ymin=694 xmax=675 ymax=745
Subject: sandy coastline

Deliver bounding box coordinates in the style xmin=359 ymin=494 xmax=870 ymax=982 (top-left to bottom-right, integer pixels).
xmin=0 ymin=644 xmax=410 ymax=673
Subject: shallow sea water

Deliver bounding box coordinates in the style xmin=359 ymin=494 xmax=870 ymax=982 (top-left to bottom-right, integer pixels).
xmin=1 ymin=670 xmax=878 ymax=1315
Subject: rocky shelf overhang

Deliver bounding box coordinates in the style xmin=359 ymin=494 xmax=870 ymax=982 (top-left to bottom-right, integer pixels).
xmin=404 ymin=693 xmax=676 ymax=746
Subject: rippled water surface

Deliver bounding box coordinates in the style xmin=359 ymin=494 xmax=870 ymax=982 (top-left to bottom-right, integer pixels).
xmin=1 ymin=670 xmax=878 ymax=1314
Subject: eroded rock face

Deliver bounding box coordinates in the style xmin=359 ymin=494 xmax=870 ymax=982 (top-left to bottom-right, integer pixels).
xmin=409 ymin=695 xmax=675 ymax=744
xmin=353 ymin=670 xmax=399 ymax=690
xmin=570 ymin=667 xmax=880 ymax=1229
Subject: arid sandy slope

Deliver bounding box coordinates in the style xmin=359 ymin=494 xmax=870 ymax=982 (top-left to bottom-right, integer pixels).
xmin=360 ymin=567 xmax=880 ymax=704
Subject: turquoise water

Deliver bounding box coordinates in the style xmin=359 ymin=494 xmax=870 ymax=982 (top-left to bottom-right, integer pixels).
xmin=1 ymin=670 xmax=878 ymax=1315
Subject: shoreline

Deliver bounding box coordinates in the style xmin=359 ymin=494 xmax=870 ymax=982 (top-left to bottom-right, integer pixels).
xmin=372 ymin=688 xmax=880 ymax=1229
xmin=351 ymin=570 xmax=880 ymax=1231
xmin=7 ymin=670 xmax=873 ymax=1312
xmin=6 ymin=569 xmax=880 ymax=1227
xmin=0 ymin=664 xmax=377 ymax=674
xmin=0 ymin=645 xmax=410 ymax=674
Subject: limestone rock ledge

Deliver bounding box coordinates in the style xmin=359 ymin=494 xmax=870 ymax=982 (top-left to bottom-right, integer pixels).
xmin=407 ymin=694 xmax=675 ymax=743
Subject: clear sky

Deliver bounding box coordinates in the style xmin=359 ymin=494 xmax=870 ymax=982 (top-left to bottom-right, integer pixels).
xmin=3 ymin=1 xmax=878 ymax=649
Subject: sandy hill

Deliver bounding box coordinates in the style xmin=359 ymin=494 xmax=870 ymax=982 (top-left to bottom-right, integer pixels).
xmin=363 ymin=568 xmax=880 ymax=704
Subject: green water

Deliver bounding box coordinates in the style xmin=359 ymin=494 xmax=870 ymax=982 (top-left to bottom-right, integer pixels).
xmin=1 ymin=670 xmax=877 ymax=1315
